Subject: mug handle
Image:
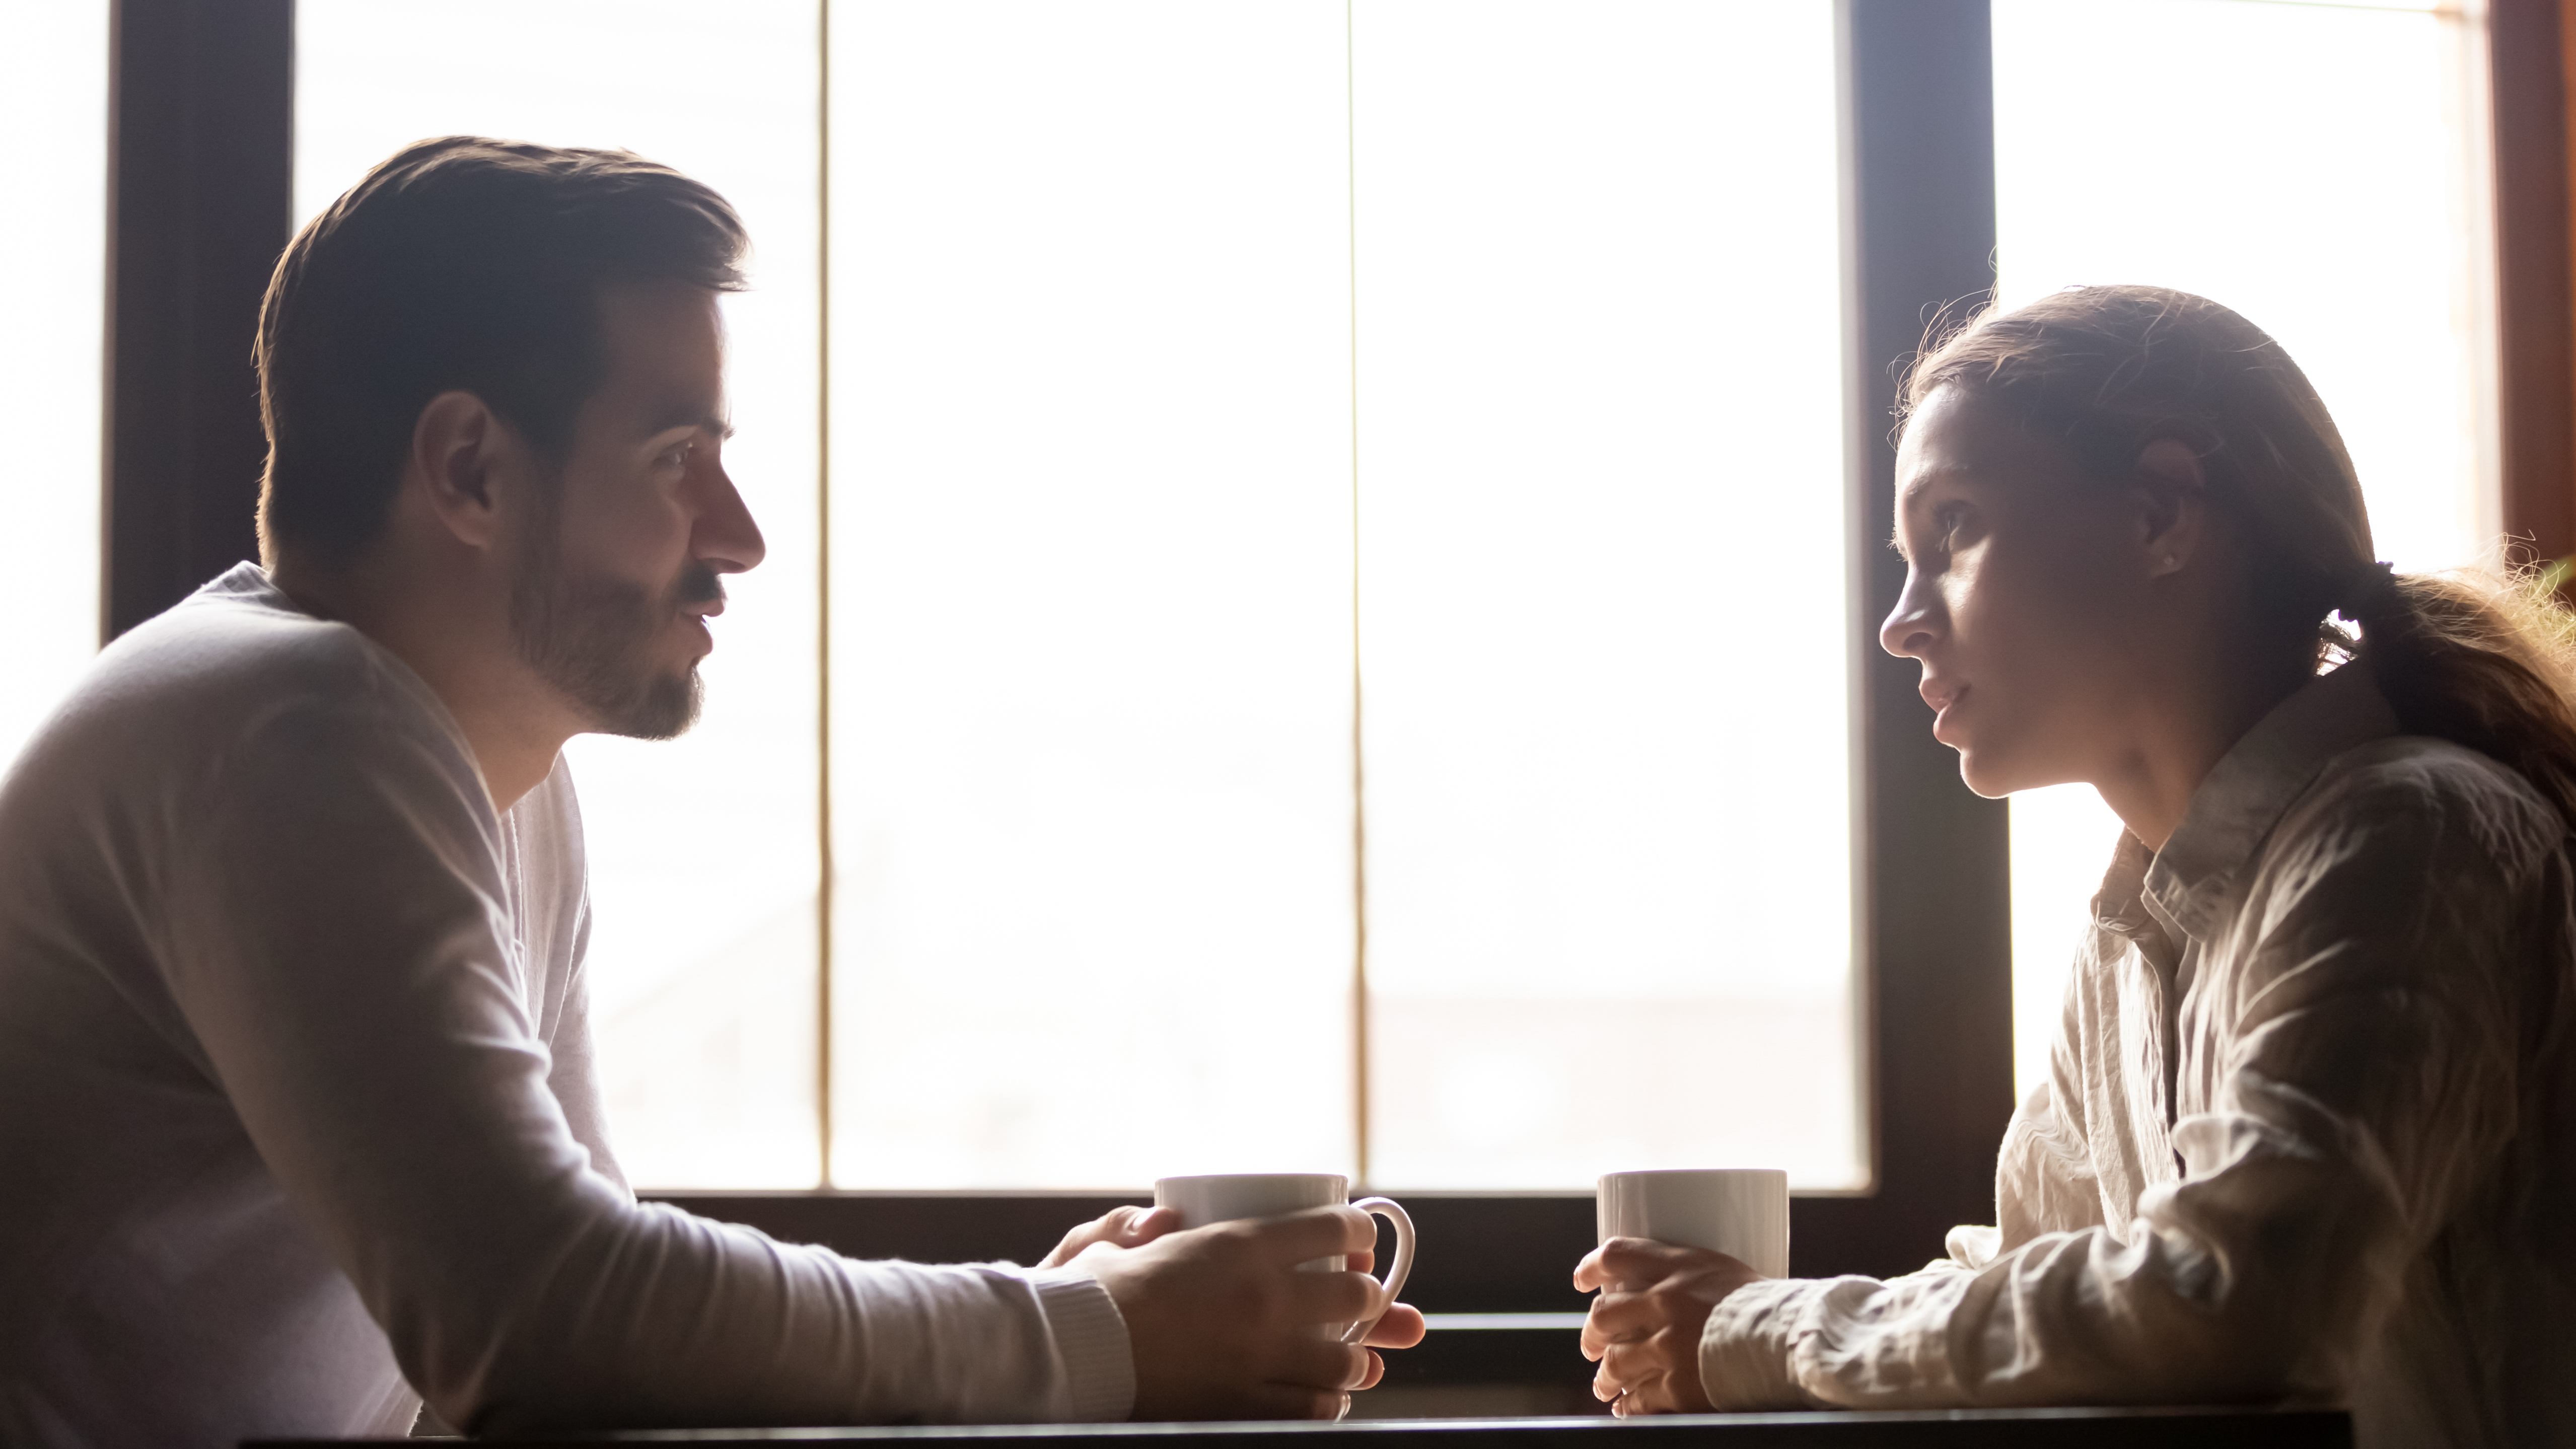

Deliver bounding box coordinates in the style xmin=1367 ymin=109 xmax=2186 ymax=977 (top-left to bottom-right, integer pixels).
xmin=1341 ymin=1196 xmax=1416 ymax=1345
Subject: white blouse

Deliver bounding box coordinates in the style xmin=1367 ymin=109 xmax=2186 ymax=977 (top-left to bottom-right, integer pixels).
xmin=1701 ymin=663 xmax=2576 ymax=1448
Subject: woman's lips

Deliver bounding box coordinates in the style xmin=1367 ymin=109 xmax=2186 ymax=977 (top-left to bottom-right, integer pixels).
xmin=1924 ymin=681 xmax=1967 ymax=743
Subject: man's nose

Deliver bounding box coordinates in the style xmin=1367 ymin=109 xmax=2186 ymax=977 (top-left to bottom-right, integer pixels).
xmin=695 ymin=465 xmax=767 ymax=575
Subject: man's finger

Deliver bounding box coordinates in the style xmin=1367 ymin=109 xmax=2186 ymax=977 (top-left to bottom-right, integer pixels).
xmin=1235 ymin=1383 xmax=1348 ymax=1421
xmin=1116 ymin=1205 xmax=1184 ymax=1247
xmin=1242 ymin=1205 xmax=1375 ymax=1265
xmin=1362 ymin=1302 xmax=1425 ymax=1349
xmin=1266 ymin=1336 xmax=1373 ymax=1393
xmin=1283 ymin=1267 xmax=1384 ymax=1326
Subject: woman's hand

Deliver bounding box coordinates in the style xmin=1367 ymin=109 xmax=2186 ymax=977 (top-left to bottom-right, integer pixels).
xmin=1573 ymin=1237 xmax=1768 ymax=1416
xmin=1041 ymin=1204 xmax=1184 ymax=1268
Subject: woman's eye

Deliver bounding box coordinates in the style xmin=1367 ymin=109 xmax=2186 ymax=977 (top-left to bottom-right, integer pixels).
xmin=1934 ymin=503 xmax=1968 ymax=547
xmin=657 ymin=443 xmax=693 ymax=472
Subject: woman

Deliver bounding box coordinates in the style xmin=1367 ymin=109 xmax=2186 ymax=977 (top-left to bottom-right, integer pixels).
xmin=1577 ymin=285 xmax=2576 ymax=1447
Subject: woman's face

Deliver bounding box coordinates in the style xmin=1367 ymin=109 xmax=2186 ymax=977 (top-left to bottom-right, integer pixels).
xmin=1879 ymin=388 xmax=2171 ymax=798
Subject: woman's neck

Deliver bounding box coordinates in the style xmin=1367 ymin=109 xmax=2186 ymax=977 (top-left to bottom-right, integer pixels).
xmin=2094 ymin=655 xmax=2311 ymax=852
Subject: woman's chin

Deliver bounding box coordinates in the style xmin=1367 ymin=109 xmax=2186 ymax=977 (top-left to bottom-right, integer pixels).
xmin=1954 ymin=748 xmax=2021 ymax=802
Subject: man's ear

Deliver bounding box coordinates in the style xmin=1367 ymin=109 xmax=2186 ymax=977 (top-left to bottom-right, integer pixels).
xmin=407 ymin=390 xmax=518 ymax=552
xmin=2130 ymin=437 xmax=2208 ymax=580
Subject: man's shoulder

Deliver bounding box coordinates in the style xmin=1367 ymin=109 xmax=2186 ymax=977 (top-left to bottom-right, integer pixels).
xmin=10 ymin=567 xmax=467 ymax=805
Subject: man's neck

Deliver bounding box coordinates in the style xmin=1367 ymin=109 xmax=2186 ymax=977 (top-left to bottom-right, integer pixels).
xmin=269 ymin=553 xmax=575 ymax=814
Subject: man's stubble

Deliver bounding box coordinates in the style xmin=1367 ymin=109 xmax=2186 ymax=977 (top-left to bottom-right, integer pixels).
xmin=507 ymin=481 xmax=717 ymax=742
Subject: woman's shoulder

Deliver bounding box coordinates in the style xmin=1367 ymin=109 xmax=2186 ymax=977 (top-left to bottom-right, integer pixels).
xmin=2279 ymin=734 xmax=2565 ymax=882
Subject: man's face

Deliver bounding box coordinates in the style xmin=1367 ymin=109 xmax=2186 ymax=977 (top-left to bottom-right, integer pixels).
xmin=510 ymin=280 xmax=764 ymax=740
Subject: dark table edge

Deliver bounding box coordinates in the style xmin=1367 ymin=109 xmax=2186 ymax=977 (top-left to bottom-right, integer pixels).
xmin=248 ymin=1404 xmax=2351 ymax=1445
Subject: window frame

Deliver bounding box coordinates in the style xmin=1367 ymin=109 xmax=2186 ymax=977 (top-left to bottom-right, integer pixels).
xmin=98 ymin=0 xmax=2560 ymax=1315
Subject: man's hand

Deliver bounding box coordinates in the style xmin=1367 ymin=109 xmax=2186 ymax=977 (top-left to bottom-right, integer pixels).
xmin=1573 ymin=1237 xmax=1767 ymax=1417
xmin=1041 ymin=1205 xmax=1184 ymax=1268
xmin=1077 ymin=1205 xmax=1428 ymax=1421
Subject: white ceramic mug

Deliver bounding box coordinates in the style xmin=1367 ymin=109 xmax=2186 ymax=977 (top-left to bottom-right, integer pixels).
xmin=1596 ymin=1168 xmax=1790 ymax=1278
xmin=1153 ymin=1173 xmax=1415 ymax=1345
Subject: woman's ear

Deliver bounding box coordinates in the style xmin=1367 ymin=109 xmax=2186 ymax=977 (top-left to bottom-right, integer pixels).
xmin=2130 ymin=437 xmax=2208 ymax=579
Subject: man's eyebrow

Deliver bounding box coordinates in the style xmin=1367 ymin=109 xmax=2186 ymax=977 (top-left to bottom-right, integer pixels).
xmin=647 ymin=406 xmax=735 ymax=440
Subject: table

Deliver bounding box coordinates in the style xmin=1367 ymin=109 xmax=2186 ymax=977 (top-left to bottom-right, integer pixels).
xmin=249 ymin=1406 xmax=2349 ymax=1447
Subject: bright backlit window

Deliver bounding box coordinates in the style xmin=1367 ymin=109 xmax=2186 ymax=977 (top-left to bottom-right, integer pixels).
xmin=4 ymin=1 xmax=108 ymax=776
xmin=1992 ymin=0 xmax=2498 ymax=1100
xmin=294 ymin=0 xmax=1861 ymax=1190
xmin=1353 ymin=2 xmax=1856 ymax=1187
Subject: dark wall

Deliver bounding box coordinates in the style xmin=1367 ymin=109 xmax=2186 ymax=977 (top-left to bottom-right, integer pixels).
xmin=104 ymin=0 xmax=294 ymax=639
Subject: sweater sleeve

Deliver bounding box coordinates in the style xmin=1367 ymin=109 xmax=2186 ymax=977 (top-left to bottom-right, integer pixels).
xmin=154 ymin=669 xmax=1133 ymax=1431
xmin=1697 ymin=761 xmax=2536 ymax=1413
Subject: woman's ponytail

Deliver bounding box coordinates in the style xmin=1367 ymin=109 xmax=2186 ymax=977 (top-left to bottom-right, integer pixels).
xmin=2349 ymin=568 xmax=2576 ymax=829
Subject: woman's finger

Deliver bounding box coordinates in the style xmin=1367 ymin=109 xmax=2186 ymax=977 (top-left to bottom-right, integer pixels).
xmin=1582 ymin=1288 xmax=1661 ymax=1357
xmin=1600 ymin=1328 xmax=1698 ymax=1416
xmin=1577 ymin=1237 xmax=1696 ymax=1292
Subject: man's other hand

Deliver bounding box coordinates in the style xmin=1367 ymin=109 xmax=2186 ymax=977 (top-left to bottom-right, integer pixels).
xmin=1041 ymin=1205 xmax=1184 ymax=1268
xmin=1079 ymin=1205 xmax=1428 ymax=1421
xmin=1573 ymin=1237 xmax=1766 ymax=1416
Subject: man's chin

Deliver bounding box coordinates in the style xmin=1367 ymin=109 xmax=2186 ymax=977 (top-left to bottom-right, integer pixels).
xmin=591 ymin=667 xmax=703 ymax=742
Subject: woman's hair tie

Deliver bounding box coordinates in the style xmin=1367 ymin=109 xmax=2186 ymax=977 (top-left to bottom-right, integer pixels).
xmin=2336 ymin=559 xmax=2399 ymax=618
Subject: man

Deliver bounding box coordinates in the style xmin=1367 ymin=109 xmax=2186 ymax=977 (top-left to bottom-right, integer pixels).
xmin=0 ymin=136 xmax=1420 ymax=1447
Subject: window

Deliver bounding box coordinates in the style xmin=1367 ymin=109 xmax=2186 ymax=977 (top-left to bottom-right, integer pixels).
xmin=1991 ymin=0 xmax=2499 ymax=1099
xmin=4 ymin=1 xmax=109 ymax=773
xmin=295 ymin=0 xmax=1863 ymax=1191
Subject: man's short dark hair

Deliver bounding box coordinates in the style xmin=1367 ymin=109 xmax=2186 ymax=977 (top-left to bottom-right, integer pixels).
xmin=255 ymin=136 xmax=748 ymax=566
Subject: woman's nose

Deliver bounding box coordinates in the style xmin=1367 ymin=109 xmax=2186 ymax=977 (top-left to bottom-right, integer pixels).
xmin=1879 ymin=571 xmax=1942 ymax=659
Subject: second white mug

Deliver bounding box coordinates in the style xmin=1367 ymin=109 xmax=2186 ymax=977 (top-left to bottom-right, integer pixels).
xmin=1596 ymin=1168 xmax=1790 ymax=1278
xmin=1152 ymin=1173 xmax=1415 ymax=1345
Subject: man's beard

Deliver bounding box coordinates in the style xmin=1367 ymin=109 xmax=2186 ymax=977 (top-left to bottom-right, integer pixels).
xmin=508 ymin=505 xmax=720 ymax=741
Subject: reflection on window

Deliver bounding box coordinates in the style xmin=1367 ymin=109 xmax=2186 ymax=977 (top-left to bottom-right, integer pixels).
xmin=1992 ymin=0 xmax=2497 ymax=1100
xmin=3 ymin=1 xmax=108 ymax=774
xmin=297 ymin=0 xmax=825 ymax=1187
